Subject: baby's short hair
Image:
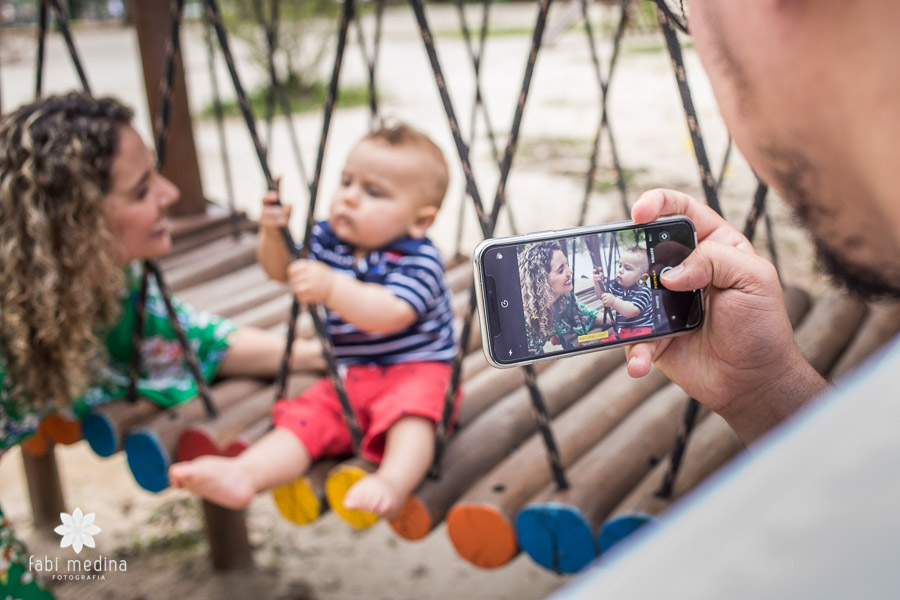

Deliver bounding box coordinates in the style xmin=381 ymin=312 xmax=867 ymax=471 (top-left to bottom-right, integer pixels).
xmin=364 ymin=121 xmax=449 ymax=208
xmin=623 ymin=245 xmax=649 ymax=274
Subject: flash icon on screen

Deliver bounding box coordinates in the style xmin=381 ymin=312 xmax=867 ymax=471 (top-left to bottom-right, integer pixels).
xmin=508 ymin=349 xmax=513 ymax=356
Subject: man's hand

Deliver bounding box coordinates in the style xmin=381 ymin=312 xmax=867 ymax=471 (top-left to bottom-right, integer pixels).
xmin=287 ymin=259 xmax=335 ymax=305
xmin=626 ymin=189 xmax=827 ymax=443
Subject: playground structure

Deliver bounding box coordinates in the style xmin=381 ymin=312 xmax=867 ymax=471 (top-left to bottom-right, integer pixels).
xmin=7 ymin=0 xmax=900 ymax=586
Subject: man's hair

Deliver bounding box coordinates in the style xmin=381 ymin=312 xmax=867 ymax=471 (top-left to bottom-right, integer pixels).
xmin=0 ymin=92 xmax=133 ymax=409
xmin=363 ymin=121 xmax=449 ymax=208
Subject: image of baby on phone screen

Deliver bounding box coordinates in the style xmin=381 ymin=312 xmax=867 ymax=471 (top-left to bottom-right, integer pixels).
xmin=596 ymin=245 xmax=654 ymax=339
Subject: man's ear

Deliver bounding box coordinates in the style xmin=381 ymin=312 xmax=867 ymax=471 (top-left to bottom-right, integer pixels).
xmin=408 ymin=205 xmax=438 ymax=238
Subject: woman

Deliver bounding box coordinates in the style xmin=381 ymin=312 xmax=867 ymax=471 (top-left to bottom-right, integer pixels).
xmin=0 ymin=93 xmax=320 ymax=597
xmin=518 ymin=241 xmax=602 ymax=355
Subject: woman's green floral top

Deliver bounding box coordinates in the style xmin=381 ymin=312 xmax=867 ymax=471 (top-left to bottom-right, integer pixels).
xmin=526 ymin=293 xmax=598 ymax=355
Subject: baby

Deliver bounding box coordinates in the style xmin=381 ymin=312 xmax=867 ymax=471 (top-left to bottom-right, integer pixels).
xmin=597 ymin=245 xmax=654 ymax=339
xmin=169 ymin=123 xmax=458 ymax=519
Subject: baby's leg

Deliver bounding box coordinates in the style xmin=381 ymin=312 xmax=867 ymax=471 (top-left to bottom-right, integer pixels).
xmin=168 ymin=428 xmax=312 ymax=510
xmin=342 ymin=416 xmax=434 ymax=519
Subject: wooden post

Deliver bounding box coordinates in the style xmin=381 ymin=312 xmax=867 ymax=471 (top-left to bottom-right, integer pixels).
xmin=795 ymin=290 xmax=868 ymax=375
xmin=201 ymin=501 xmax=254 ymax=571
xmin=22 ymin=445 xmax=67 ymax=529
xmin=389 ymin=349 xmax=625 ymax=541
xmin=130 ymin=0 xmax=205 ymax=216
xmin=446 ymin=365 xmax=670 ymax=569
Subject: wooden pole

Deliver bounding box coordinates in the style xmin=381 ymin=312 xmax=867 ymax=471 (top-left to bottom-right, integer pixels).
xmin=201 ymin=501 xmax=254 ymax=571
xmin=446 ymin=365 xmax=670 ymax=568
xmin=389 ymin=348 xmax=625 ymax=540
xmin=515 ymin=384 xmax=689 ymax=573
xmin=22 ymin=444 xmax=67 ymax=529
xmin=130 ymin=0 xmax=206 ymax=216
xmin=795 ymin=290 xmax=868 ymax=376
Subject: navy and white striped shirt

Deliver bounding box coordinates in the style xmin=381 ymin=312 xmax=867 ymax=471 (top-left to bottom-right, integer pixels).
xmin=608 ymin=281 xmax=654 ymax=329
xmin=303 ymin=222 xmax=457 ymax=366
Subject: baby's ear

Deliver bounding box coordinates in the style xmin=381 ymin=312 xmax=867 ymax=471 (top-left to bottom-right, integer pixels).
xmin=409 ymin=205 xmax=438 ymax=239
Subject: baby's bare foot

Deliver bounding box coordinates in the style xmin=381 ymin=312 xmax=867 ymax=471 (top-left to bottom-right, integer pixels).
xmin=168 ymin=456 xmax=256 ymax=510
xmin=342 ymin=474 xmax=405 ymax=519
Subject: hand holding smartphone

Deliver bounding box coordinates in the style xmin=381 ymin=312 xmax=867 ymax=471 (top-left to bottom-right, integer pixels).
xmin=473 ymin=217 xmax=704 ymax=368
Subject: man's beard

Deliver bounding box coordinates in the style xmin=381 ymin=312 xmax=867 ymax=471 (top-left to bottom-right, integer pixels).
xmin=813 ymin=237 xmax=900 ymax=301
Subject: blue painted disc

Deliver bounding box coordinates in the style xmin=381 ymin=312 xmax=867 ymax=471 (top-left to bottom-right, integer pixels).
xmin=596 ymin=513 xmax=654 ymax=555
xmin=125 ymin=430 xmax=170 ymax=493
xmin=515 ymin=502 xmax=597 ymax=574
xmin=81 ymin=411 xmax=119 ymax=457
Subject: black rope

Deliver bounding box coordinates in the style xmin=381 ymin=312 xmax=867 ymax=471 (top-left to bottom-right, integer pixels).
xmin=34 ymin=0 xmax=48 ymax=98
xmin=577 ymin=0 xmax=629 ymax=226
xmin=653 ymin=3 xmax=721 ymax=498
xmin=154 ymin=0 xmax=185 ymax=175
xmin=202 ymin=15 xmax=241 ymax=240
xmin=126 ymin=268 xmax=150 ymax=404
xmin=46 ymin=0 xmax=92 ymax=95
xmin=742 ymin=180 xmax=768 ymax=241
xmin=353 ymin=0 xmax=383 ymax=124
xmin=413 ymin=0 xmax=567 ymax=489
xmin=716 ymin=137 xmax=733 ymax=193
xmin=203 ymin=0 xmax=363 ymax=452
xmin=524 ymin=366 xmax=568 ymax=490
xmin=145 ymin=262 xmax=219 ymax=418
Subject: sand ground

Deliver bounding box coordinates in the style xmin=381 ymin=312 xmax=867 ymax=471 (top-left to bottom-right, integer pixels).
xmin=0 ymin=3 xmax=826 ymax=599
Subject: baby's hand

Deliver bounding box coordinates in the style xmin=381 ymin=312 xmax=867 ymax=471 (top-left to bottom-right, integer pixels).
xmin=287 ymin=259 xmax=335 ymax=305
xmin=600 ymin=293 xmax=616 ymax=308
xmin=259 ymin=184 xmax=291 ymax=239
xmin=592 ymin=267 xmax=606 ymax=284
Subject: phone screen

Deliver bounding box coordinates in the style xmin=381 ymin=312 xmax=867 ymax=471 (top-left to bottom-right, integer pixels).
xmin=477 ymin=218 xmax=703 ymax=366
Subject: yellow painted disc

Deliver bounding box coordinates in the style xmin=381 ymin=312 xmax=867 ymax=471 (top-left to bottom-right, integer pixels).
xmin=325 ymin=464 xmax=379 ymax=530
xmin=272 ymin=478 xmax=320 ymax=526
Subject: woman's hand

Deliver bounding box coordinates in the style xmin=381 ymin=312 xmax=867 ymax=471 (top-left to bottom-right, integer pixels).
xmin=625 ymin=189 xmax=827 ymax=443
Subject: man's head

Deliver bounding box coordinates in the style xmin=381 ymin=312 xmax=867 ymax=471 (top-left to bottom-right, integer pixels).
xmin=328 ymin=122 xmax=449 ymax=252
xmin=617 ymin=246 xmax=649 ymax=289
xmin=685 ymin=0 xmax=900 ymax=298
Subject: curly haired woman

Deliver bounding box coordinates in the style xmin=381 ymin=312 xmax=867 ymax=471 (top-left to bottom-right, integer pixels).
xmin=518 ymin=241 xmax=603 ymax=355
xmin=0 ymin=93 xmax=321 ymax=598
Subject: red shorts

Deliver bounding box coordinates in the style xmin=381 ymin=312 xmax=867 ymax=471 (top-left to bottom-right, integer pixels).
xmin=597 ymin=326 xmax=653 ymax=343
xmin=272 ymin=361 xmax=459 ymax=464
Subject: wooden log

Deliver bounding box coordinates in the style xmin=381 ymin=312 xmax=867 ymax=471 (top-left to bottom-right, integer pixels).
xmin=456 ymin=359 xmax=553 ymax=429
xmin=389 ymin=348 xmax=625 ymax=541
xmin=222 ymin=416 xmax=270 ymax=457
xmin=446 ymin=365 xmax=670 ymax=568
xmin=169 ymin=214 xmax=256 ymax=256
xmin=831 ymin=301 xmax=900 ymax=380
xmin=445 ymin=260 xmax=474 ymax=296
xmin=229 ymin=294 xmax=296 ymax=330
xmin=175 ymin=264 xmax=269 ymax=308
xmin=176 ymin=374 xmax=317 ymax=461
xmin=597 ymin=411 xmax=743 ymax=554
xmin=795 ymin=289 xmax=868 ymax=376
xmin=201 ymin=501 xmax=254 ymax=571
xmin=324 ymin=457 xmax=380 ymax=530
xmin=21 ymin=445 xmax=67 ymax=528
xmin=515 ymin=383 xmax=688 ymax=573
xmin=164 ymin=236 xmax=259 ymax=292
xmin=272 ymin=458 xmax=342 ymax=526
xmin=123 ymin=378 xmax=267 ymax=492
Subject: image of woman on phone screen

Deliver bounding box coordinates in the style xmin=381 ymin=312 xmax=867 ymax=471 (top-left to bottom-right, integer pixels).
xmin=518 ymin=241 xmax=602 ymax=355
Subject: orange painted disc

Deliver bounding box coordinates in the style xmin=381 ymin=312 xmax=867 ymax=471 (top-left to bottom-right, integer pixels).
xmin=41 ymin=413 xmax=82 ymax=445
xmin=446 ymin=504 xmax=518 ymax=569
xmin=388 ymin=495 xmax=432 ymax=540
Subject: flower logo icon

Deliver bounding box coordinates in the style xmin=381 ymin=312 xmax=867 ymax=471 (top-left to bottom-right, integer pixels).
xmin=54 ymin=508 xmax=101 ymax=554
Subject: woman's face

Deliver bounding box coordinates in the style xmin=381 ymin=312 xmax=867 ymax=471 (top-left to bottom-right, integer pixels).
xmin=547 ymin=249 xmax=573 ymax=301
xmin=103 ymin=126 xmax=180 ymax=264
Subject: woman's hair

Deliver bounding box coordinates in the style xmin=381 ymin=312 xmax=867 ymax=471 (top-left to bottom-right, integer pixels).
xmin=0 ymin=92 xmax=133 ymax=409
xmin=519 ymin=241 xmax=563 ymax=344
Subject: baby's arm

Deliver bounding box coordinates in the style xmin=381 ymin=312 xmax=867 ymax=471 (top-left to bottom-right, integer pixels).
xmin=600 ymin=292 xmax=642 ymax=318
xmin=287 ymin=260 xmax=417 ymax=334
xmin=258 ymin=188 xmax=292 ymax=282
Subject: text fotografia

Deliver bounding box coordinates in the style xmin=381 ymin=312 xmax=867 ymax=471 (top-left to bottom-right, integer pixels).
xmin=28 ymin=555 xmax=127 ymax=581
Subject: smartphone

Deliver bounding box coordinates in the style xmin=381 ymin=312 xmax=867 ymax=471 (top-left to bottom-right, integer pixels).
xmin=473 ymin=217 xmax=704 ymax=368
